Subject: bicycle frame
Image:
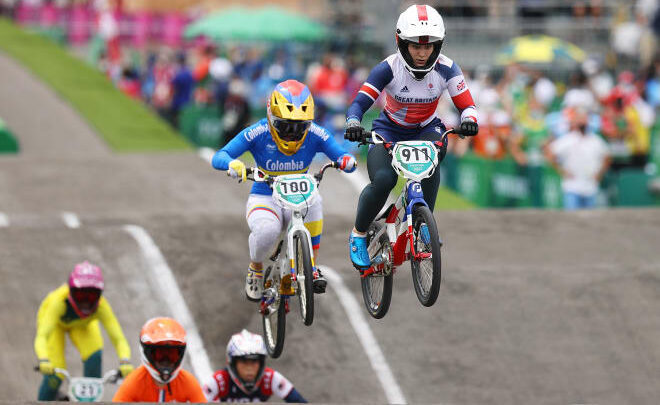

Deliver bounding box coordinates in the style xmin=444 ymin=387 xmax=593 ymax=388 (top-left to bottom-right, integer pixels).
xmin=261 ymin=208 xmax=315 ymax=310
xmin=243 ymin=165 xmax=335 ymax=315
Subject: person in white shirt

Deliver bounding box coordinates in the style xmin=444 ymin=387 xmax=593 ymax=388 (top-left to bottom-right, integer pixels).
xmin=545 ymin=108 xmax=611 ymax=210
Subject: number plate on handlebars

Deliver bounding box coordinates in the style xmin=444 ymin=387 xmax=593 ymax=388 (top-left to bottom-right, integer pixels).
xmin=70 ymin=378 xmax=104 ymax=402
xmin=392 ymin=141 xmax=438 ymax=181
xmin=272 ymin=174 xmax=318 ymax=210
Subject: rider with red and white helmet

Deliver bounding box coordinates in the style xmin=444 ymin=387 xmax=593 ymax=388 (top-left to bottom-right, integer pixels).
xmin=203 ymin=329 xmax=307 ymax=403
xmin=34 ymin=261 xmax=134 ymax=401
xmin=345 ymin=4 xmax=479 ymax=270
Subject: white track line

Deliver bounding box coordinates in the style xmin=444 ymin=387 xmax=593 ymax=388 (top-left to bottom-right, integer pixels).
xmin=0 ymin=212 xmax=8 ymax=227
xmin=123 ymin=224 xmax=213 ymax=380
xmin=61 ymin=212 xmax=81 ymax=228
xmin=198 ymin=147 xmax=215 ymax=164
xmin=321 ymin=265 xmax=407 ymax=404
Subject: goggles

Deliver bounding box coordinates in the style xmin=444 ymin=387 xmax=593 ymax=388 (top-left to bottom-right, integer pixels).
xmin=71 ymin=288 xmax=101 ymax=303
xmin=272 ymin=118 xmax=311 ymax=142
xmin=146 ymin=345 xmax=185 ymax=364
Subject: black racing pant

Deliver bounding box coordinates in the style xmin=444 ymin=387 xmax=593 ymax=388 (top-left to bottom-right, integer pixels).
xmin=354 ymin=132 xmax=446 ymax=233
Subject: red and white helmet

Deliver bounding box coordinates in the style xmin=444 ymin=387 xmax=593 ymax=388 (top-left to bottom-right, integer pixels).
xmin=396 ymin=4 xmax=446 ymax=80
xmin=226 ymin=329 xmax=267 ymax=394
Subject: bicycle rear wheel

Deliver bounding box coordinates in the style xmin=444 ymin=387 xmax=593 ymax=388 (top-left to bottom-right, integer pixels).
xmin=293 ymin=231 xmax=314 ymax=326
xmin=410 ymin=205 xmax=442 ymax=306
xmin=360 ymin=222 xmax=393 ymax=319
xmin=262 ymin=296 xmax=286 ymax=358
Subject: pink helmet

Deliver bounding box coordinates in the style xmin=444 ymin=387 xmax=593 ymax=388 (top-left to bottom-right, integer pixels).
xmin=68 ymin=261 xmax=104 ymax=290
xmin=68 ymin=261 xmax=104 ymax=318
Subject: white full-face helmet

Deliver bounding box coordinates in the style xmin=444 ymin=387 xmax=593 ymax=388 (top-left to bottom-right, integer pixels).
xmin=396 ymin=4 xmax=446 ymax=80
xmin=226 ymin=330 xmax=267 ymax=394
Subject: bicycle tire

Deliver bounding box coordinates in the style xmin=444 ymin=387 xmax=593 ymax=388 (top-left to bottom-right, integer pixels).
xmin=293 ymin=231 xmax=314 ymax=326
xmin=410 ymin=205 xmax=442 ymax=306
xmin=360 ymin=222 xmax=393 ymax=319
xmin=262 ymin=296 xmax=286 ymax=358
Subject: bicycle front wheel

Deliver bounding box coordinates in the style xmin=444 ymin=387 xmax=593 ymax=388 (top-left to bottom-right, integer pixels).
xmin=410 ymin=205 xmax=442 ymax=307
xmin=262 ymin=297 xmax=286 ymax=358
xmin=293 ymin=231 xmax=314 ymax=326
xmin=360 ymin=222 xmax=393 ymax=319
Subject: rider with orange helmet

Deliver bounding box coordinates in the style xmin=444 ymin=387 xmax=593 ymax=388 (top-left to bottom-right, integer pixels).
xmin=34 ymin=261 xmax=134 ymax=401
xmin=211 ymin=79 xmax=357 ymax=301
xmin=112 ymin=317 xmax=206 ymax=402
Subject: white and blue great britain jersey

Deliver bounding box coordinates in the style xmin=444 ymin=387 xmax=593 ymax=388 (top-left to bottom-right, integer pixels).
xmin=347 ymin=53 xmax=478 ymax=129
xmin=212 ymin=118 xmax=351 ymax=195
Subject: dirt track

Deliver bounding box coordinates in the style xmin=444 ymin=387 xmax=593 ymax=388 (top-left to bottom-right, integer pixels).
xmin=2 ymin=50 xmax=660 ymax=404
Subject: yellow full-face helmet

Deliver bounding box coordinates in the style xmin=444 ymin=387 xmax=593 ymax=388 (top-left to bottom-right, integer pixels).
xmin=267 ymin=80 xmax=315 ymax=155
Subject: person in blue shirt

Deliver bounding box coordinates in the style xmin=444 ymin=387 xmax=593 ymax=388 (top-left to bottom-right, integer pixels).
xmin=169 ymin=52 xmax=194 ymax=128
xmin=211 ymin=80 xmax=357 ymax=301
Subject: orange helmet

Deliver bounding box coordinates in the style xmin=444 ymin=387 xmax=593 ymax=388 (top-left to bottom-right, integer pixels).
xmin=139 ymin=317 xmax=186 ymax=384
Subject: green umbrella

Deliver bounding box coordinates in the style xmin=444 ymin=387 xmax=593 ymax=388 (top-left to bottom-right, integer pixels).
xmin=184 ymin=6 xmax=328 ymax=42
xmin=495 ymin=35 xmax=586 ymax=66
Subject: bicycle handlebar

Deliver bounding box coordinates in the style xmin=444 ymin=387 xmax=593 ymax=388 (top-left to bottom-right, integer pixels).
xmin=244 ymin=162 xmax=340 ymax=185
xmin=356 ymin=126 xmax=476 ymax=148
xmin=33 ymin=367 xmax=121 ymax=384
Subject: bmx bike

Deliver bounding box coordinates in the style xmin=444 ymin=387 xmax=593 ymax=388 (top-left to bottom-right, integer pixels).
xmin=243 ymin=162 xmax=339 ymax=357
xmin=357 ymin=128 xmax=474 ymax=318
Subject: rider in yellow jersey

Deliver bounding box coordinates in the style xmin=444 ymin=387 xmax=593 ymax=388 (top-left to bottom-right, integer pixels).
xmin=34 ymin=261 xmax=134 ymax=400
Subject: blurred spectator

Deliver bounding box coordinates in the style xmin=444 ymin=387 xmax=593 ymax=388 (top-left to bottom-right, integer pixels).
xmin=192 ymin=43 xmax=216 ymax=105
xmin=140 ymin=52 xmax=157 ymax=103
xmin=635 ymin=0 xmax=660 ymax=66
xmin=309 ymin=53 xmax=349 ymax=111
xmin=472 ymin=110 xmax=512 ymax=160
xmin=168 ymin=52 xmax=194 ymax=128
xmin=221 ymin=78 xmax=251 ymax=146
xmin=209 ymin=55 xmax=233 ymax=107
xmin=563 ymin=70 xmax=597 ymax=111
xmin=582 ymin=57 xmax=614 ymax=101
xmin=510 ymin=95 xmax=550 ymax=167
xmin=601 ymin=87 xmax=650 ymax=170
xmin=545 ymin=108 xmax=611 ymax=210
xmin=117 ymin=66 xmax=141 ymax=99
xmin=151 ymin=50 xmax=175 ymax=119
xmin=643 ymin=56 xmax=660 ymax=109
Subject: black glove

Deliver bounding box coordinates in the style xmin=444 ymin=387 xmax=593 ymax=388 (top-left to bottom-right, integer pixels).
xmin=344 ymin=120 xmax=367 ymax=142
xmin=460 ymin=120 xmax=479 ymax=136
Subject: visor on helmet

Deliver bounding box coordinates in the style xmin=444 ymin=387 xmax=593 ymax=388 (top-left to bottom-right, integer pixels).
xmin=272 ymin=118 xmax=311 ymax=142
xmin=70 ymin=287 xmax=101 ymax=304
xmin=142 ymin=343 xmax=186 ymax=381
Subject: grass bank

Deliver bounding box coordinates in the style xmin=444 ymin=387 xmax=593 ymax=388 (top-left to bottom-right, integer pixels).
xmin=0 ymin=18 xmax=190 ymax=152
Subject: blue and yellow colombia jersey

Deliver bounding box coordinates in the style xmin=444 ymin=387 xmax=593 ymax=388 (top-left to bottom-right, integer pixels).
xmin=212 ymin=118 xmax=350 ymax=195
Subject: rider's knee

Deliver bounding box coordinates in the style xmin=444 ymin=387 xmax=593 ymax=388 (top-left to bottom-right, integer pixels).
xmin=251 ymin=218 xmax=280 ymax=243
xmin=374 ymin=170 xmax=398 ymax=191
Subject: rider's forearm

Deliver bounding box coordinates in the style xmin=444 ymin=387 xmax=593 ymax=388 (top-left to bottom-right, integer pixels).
xmin=211 ymin=150 xmax=235 ymax=171
xmin=284 ymin=388 xmax=307 ymax=403
xmin=346 ymin=93 xmax=373 ymax=123
xmin=98 ymin=300 xmax=132 ymax=360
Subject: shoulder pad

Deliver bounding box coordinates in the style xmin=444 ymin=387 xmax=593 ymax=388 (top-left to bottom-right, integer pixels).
xmin=260 ymin=367 xmax=275 ymax=396
xmin=215 ymin=369 xmax=230 ymax=398
xmin=243 ymin=121 xmax=270 ymax=142
xmin=309 ymin=123 xmax=331 ymax=142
